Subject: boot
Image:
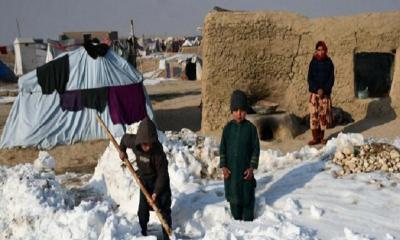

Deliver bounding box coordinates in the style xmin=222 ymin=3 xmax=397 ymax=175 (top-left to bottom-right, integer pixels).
xmin=320 ymin=130 xmax=327 ymax=144
xmin=140 ymin=225 xmax=147 ymax=236
xmin=308 ymin=129 xmax=320 ymax=145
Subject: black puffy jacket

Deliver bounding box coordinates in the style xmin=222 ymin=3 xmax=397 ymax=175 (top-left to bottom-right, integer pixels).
xmin=120 ymin=118 xmax=171 ymax=196
xmin=307 ymin=57 xmax=335 ymax=96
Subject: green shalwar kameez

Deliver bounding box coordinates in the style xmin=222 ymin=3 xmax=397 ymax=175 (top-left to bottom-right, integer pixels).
xmin=220 ymin=119 xmax=260 ymax=221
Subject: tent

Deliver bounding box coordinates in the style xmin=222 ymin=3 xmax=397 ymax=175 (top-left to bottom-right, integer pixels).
xmin=0 ymin=46 xmax=154 ymax=149
xmin=14 ymin=38 xmax=47 ymax=76
xmin=158 ymin=54 xmax=202 ymax=80
xmin=0 ymin=60 xmax=17 ymax=83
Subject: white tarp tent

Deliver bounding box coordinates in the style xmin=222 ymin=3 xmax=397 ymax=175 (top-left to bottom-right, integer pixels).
xmin=159 ymin=53 xmax=202 ymax=80
xmin=14 ymin=38 xmax=47 ymax=76
xmin=0 ymin=47 xmax=154 ymax=149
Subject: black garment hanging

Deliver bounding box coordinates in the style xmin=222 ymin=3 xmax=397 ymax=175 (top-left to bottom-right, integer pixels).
xmin=37 ymin=54 xmax=69 ymax=94
xmin=84 ymin=39 xmax=109 ymax=59
xmin=81 ymin=87 xmax=108 ymax=112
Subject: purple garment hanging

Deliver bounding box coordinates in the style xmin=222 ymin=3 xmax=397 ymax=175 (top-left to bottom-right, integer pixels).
xmin=108 ymin=83 xmax=147 ymax=124
xmin=60 ymin=90 xmax=83 ymax=111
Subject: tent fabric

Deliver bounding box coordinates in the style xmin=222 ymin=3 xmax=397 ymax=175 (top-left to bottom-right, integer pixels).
xmin=0 ymin=47 xmax=154 ymax=149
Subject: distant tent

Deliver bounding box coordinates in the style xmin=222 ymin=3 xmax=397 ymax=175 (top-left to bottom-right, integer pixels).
xmin=158 ymin=54 xmax=202 ymax=80
xmin=45 ymin=39 xmax=81 ymax=63
xmin=0 ymin=46 xmax=154 ymax=149
xmin=14 ymin=38 xmax=47 ymax=76
xmin=0 ymin=60 xmax=17 ymax=83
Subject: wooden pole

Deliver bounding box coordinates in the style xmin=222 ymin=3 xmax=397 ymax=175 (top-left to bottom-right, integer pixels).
xmin=95 ymin=114 xmax=172 ymax=237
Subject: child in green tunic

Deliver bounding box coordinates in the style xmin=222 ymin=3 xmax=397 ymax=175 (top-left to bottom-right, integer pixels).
xmin=220 ymin=90 xmax=260 ymax=221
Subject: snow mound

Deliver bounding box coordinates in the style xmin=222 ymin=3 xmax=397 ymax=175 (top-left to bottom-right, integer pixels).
xmin=0 ymin=155 xmax=145 ymax=239
xmin=33 ymin=151 xmax=56 ymax=171
xmin=1 ymin=130 xmax=400 ymax=239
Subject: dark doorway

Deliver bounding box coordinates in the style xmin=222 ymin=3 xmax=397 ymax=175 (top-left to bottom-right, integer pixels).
xmin=354 ymin=52 xmax=395 ymax=98
xmin=185 ymin=61 xmax=197 ymax=80
xmin=261 ymin=126 xmax=274 ymax=141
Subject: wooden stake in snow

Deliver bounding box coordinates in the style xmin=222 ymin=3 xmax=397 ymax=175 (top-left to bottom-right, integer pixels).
xmin=95 ymin=114 xmax=172 ymax=237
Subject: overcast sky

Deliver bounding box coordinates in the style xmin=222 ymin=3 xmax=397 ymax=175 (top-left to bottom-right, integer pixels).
xmin=1 ymin=0 xmax=400 ymax=45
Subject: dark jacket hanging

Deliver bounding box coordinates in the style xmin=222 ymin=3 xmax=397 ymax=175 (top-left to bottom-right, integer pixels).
xmin=37 ymin=54 xmax=69 ymax=94
xmin=81 ymin=87 xmax=108 ymax=112
xmin=84 ymin=39 xmax=109 ymax=59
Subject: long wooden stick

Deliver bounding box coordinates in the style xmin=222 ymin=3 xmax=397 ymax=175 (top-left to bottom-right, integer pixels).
xmin=95 ymin=114 xmax=172 ymax=236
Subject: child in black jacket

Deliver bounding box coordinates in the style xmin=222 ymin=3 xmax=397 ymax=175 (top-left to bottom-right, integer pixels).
xmin=119 ymin=118 xmax=172 ymax=239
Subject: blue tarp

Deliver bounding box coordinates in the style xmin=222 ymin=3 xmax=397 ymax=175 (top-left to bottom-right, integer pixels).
xmin=0 ymin=47 xmax=154 ymax=149
xmin=0 ymin=60 xmax=16 ymax=83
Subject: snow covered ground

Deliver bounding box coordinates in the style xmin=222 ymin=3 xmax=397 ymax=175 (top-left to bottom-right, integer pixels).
xmin=142 ymin=70 xmax=177 ymax=86
xmin=0 ymin=96 xmax=16 ymax=103
xmin=143 ymin=78 xmax=176 ymax=86
xmin=1 ymin=130 xmax=400 ymax=239
xmin=0 ymin=87 xmax=18 ymax=103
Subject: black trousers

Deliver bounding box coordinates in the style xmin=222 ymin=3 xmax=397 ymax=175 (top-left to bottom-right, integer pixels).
xmin=138 ymin=178 xmax=172 ymax=240
xmin=229 ymin=202 xmax=255 ymax=221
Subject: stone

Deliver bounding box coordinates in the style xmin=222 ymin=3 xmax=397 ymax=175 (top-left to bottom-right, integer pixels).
xmin=390 ymin=150 xmax=400 ymax=159
xmin=335 ymin=151 xmax=345 ymax=161
xmin=382 ymin=164 xmax=389 ymax=171
xmin=342 ymin=147 xmax=353 ymax=156
xmin=331 ymin=143 xmax=400 ymax=175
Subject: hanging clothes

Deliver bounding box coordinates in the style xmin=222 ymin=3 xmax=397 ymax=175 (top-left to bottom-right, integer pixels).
xmin=37 ymin=54 xmax=69 ymax=94
xmin=108 ymin=83 xmax=147 ymax=124
xmin=81 ymin=87 xmax=108 ymax=112
xmin=60 ymin=90 xmax=83 ymax=112
xmin=84 ymin=39 xmax=110 ymax=59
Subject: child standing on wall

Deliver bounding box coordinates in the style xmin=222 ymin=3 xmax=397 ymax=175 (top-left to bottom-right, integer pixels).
xmin=220 ymin=90 xmax=260 ymax=221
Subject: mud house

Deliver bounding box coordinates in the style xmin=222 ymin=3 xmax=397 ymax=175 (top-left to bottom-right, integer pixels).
xmin=201 ymin=10 xmax=400 ymax=134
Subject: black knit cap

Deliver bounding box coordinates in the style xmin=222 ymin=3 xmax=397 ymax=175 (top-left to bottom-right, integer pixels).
xmin=230 ymin=90 xmax=249 ymax=112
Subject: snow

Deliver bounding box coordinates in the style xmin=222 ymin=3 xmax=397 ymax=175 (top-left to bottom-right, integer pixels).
xmin=0 ymin=88 xmax=18 ymax=103
xmin=33 ymin=151 xmax=56 ymax=171
xmin=142 ymin=70 xmax=177 ymax=86
xmin=1 ymin=130 xmax=400 ymax=239
xmin=143 ymin=78 xmax=176 ymax=86
xmin=309 ymin=205 xmax=324 ymax=219
xmin=0 ymin=96 xmax=16 ymax=103
xmin=0 ymin=88 xmax=18 ymax=93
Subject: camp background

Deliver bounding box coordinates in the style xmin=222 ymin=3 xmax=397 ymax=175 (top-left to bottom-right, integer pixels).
xmin=1 ymin=0 xmax=400 ymax=44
